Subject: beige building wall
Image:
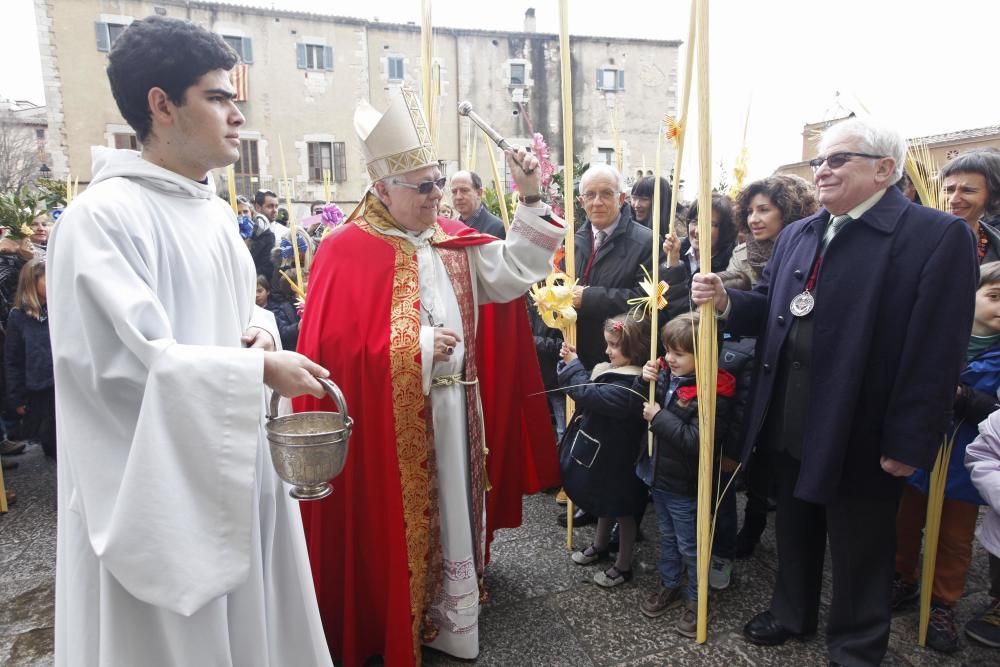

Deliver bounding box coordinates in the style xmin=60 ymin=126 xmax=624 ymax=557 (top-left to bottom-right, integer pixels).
xmin=36 ymin=0 xmax=679 ymax=215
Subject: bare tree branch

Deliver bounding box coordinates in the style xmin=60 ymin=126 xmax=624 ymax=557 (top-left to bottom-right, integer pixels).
xmin=0 ymin=118 xmax=42 ymax=193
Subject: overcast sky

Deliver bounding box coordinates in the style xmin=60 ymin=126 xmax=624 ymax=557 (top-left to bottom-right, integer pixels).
xmin=4 ymin=0 xmax=998 ymax=183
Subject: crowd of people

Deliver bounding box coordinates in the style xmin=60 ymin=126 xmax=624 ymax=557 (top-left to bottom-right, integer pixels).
xmin=0 ymin=212 xmax=54 ymax=506
xmin=543 ymin=123 xmax=1000 ymax=666
xmin=12 ymin=12 xmax=1000 ymax=667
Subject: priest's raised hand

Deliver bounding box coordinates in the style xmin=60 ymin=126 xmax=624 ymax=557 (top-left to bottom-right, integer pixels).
xmin=506 ymin=147 xmax=541 ymax=198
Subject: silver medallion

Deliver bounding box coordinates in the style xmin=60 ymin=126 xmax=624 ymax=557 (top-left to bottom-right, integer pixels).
xmin=790 ymin=290 xmax=815 ymax=317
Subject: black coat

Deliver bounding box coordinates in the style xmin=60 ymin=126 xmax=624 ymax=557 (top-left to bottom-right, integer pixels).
xmin=726 ymin=186 xmax=977 ymax=503
xmin=557 ymin=359 xmax=648 ymax=517
xmin=528 ymin=300 xmax=562 ymax=390
xmin=5 ymin=307 xmax=53 ymax=412
xmin=566 ymin=215 xmax=653 ymax=368
xmin=678 ymin=237 xmax=735 ymax=275
xmin=249 ymin=229 xmax=276 ymax=280
xmin=463 ymin=205 xmax=506 ymax=239
xmin=632 ymin=338 xmax=753 ymax=496
xmin=663 ymin=240 xmax=736 ymax=318
xmin=266 ymin=298 xmax=301 ymax=352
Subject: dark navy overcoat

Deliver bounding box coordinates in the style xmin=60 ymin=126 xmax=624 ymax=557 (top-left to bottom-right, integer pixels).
xmin=726 ymin=186 xmax=977 ymax=503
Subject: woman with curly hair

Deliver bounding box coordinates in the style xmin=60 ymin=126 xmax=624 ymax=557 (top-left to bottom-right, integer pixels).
xmin=720 ymin=175 xmax=818 ymax=290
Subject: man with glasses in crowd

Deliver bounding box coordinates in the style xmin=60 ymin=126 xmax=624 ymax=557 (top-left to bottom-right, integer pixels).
xmin=557 ymin=164 xmax=653 ymax=528
xmin=692 ymin=117 xmax=977 ymax=667
xmin=294 ymin=86 xmax=564 ymax=666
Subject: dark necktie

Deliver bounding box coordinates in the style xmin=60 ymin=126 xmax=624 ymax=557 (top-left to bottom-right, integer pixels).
xmin=822 ymin=214 xmax=851 ymax=251
xmin=582 ymin=230 xmax=608 ymax=283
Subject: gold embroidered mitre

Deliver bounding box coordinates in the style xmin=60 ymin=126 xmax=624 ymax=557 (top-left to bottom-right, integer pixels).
xmin=354 ymin=86 xmax=439 ymax=182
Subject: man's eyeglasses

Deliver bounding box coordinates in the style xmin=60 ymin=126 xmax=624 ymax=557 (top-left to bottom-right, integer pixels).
xmin=392 ymin=177 xmax=447 ymax=194
xmin=809 ymin=152 xmax=885 ymax=171
xmin=580 ymin=189 xmax=619 ymax=202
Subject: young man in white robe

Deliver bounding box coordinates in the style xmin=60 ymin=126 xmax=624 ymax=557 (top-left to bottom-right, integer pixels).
xmin=48 ymin=16 xmax=333 ymax=666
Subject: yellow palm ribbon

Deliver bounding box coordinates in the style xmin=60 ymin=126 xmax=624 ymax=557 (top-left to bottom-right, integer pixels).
xmin=529 ymin=272 xmax=577 ymax=330
xmin=626 ymin=264 xmax=669 ymax=323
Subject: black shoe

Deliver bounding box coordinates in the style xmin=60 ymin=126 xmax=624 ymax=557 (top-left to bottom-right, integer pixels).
xmin=0 ymin=439 xmax=25 ymax=456
xmin=743 ymin=610 xmax=813 ymax=646
xmin=734 ymin=529 xmax=760 ymax=558
xmin=966 ymin=597 xmax=1000 ymax=647
xmin=890 ymin=574 xmax=919 ymax=610
xmin=926 ymin=603 xmax=960 ymax=653
xmin=557 ymin=508 xmax=597 ymax=528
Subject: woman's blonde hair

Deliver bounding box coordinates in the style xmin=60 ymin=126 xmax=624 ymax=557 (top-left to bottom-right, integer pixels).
xmin=14 ymin=259 xmax=46 ymax=321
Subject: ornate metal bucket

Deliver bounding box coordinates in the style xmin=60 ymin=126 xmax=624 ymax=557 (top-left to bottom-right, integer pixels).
xmin=265 ymin=378 xmax=353 ymax=500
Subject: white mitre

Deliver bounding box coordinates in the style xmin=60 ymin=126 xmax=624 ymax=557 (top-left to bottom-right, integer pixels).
xmin=354 ymin=85 xmax=438 ymax=182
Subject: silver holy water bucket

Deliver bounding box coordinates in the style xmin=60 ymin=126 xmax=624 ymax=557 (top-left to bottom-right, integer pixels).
xmin=265 ymin=378 xmax=353 ymax=500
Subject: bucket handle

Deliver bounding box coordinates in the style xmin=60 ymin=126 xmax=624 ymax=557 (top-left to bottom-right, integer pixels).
xmin=268 ymin=377 xmax=349 ymax=421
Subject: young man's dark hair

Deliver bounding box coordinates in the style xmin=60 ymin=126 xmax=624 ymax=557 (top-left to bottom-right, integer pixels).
xmin=254 ymin=190 xmax=277 ymax=207
xmin=107 ymin=16 xmax=238 ymax=143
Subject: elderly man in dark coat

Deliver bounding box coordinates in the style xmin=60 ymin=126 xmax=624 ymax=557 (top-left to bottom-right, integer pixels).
xmin=569 ymin=164 xmax=654 ymax=368
xmin=693 ymin=118 xmax=977 ymax=667
xmin=557 ymin=164 xmax=653 ymax=527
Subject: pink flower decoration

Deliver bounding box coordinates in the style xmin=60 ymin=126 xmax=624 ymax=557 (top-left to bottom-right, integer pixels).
xmin=320 ymin=203 xmax=345 ymax=228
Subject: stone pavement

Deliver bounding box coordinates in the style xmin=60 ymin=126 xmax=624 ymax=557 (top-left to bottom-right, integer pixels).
xmin=2 ymin=441 xmax=998 ymax=666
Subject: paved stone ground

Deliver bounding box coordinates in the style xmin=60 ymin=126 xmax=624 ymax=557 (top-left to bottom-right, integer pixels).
xmin=2 ymin=441 xmax=999 ymax=666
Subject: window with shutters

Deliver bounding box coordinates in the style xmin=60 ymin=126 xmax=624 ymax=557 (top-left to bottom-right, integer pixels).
xmin=597 ymin=147 xmax=615 ymax=165
xmin=297 ymin=43 xmax=333 ymax=71
xmin=597 ymin=68 xmax=624 ymax=91
xmin=233 ymin=139 xmax=260 ymax=195
xmin=222 ymin=35 xmax=253 ymax=64
xmin=510 ymin=63 xmax=526 ymax=86
xmin=387 ymin=56 xmax=405 ymax=81
xmin=114 ymin=133 xmax=139 ymax=150
xmin=95 ymin=21 xmax=130 ymax=52
xmin=308 ymin=142 xmax=333 ymax=182
xmin=333 ymin=142 xmax=347 ymax=182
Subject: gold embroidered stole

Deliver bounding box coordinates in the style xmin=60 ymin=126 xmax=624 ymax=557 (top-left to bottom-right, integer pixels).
xmin=353 ymin=193 xmax=487 ymax=661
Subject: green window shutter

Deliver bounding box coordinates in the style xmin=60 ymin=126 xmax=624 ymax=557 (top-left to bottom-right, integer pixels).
xmin=95 ymin=22 xmax=110 ymax=52
xmin=323 ymin=46 xmax=334 ymax=71
xmin=296 ymin=43 xmax=307 ymax=69
xmin=242 ymin=38 xmax=253 ymax=64
xmin=617 ymin=69 xmax=625 ymax=90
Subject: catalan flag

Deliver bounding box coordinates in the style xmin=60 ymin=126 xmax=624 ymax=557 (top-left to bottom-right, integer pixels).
xmin=232 ymin=63 xmax=249 ymax=102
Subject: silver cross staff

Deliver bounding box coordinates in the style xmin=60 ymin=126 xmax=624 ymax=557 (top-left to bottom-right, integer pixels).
xmin=458 ymin=101 xmax=535 ymax=175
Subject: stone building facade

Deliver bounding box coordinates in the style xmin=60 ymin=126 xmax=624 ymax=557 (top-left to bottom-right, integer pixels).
xmin=34 ymin=0 xmax=680 ymax=213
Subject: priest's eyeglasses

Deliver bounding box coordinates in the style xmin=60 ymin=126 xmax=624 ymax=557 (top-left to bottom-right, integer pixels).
xmin=392 ymin=177 xmax=447 ymax=194
xmin=809 ymin=152 xmax=884 ymax=171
